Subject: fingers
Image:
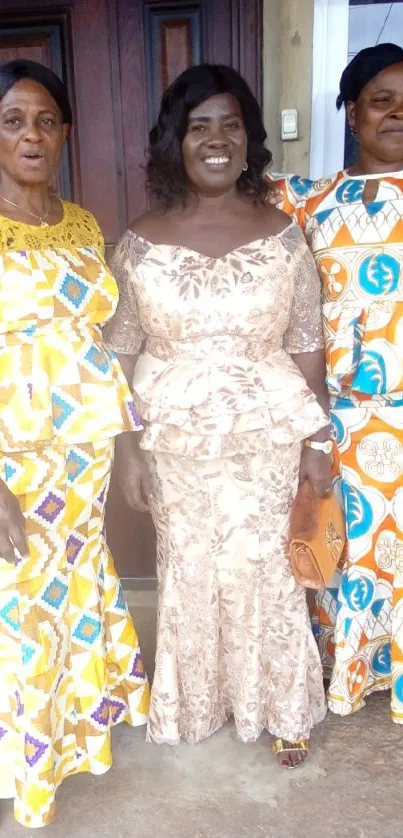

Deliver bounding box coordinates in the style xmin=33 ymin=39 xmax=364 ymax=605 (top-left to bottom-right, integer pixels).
xmin=0 ymin=532 xmax=20 ymax=564
xmin=0 ymin=482 xmax=29 ymax=562
xmin=9 ymin=497 xmax=29 ymax=558
xmin=300 ymin=448 xmax=332 ymax=499
xmin=119 ymin=458 xmax=153 ymax=513
xmin=126 ymin=488 xmax=148 ymax=512
xmin=0 ymin=502 xmax=28 ymax=564
xmin=9 ymin=519 xmax=29 ymax=559
xmin=141 ymin=470 xmax=153 ymax=506
xmin=133 ymin=463 xmax=153 ymax=512
xmin=299 ymin=471 xmax=331 ymax=498
xmin=124 ymin=481 xmax=149 ymax=513
xmin=298 ymin=460 xmax=308 ymax=486
xmin=310 ymin=469 xmax=332 ymax=498
xmin=311 ymin=479 xmax=331 ymax=499
xmin=136 ymin=496 xmax=149 ymax=513
xmin=266 ymin=189 xmax=283 ymax=205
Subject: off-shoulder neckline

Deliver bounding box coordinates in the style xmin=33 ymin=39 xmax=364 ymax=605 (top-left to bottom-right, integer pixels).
xmin=126 ymin=219 xmax=296 ymax=261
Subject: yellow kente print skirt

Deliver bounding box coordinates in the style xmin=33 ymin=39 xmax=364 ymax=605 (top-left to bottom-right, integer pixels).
xmin=0 ymin=439 xmax=149 ymax=828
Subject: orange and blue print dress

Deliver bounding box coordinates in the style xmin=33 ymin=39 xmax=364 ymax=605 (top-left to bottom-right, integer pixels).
xmin=269 ymin=169 xmax=403 ymax=721
xmin=0 ymin=203 xmax=149 ymax=828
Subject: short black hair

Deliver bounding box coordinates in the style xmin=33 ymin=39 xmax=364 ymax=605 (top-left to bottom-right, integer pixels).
xmin=0 ymin=59 xmax=73 ymax=125
xmin=336 ymin=42 xmax=403 ymax=110
xmin=147 ymin=63 xmax=272 ymax=208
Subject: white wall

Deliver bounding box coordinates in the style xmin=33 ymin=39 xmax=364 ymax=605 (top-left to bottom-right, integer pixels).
xmin=263 ymin=0 xmax=403 ymax=179
xmin=349 ymin=3 xmax=403 ymax=58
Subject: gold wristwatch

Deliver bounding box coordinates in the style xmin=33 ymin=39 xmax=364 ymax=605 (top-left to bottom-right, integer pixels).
xmin=305 ymin=439 xmax=333 ymax=455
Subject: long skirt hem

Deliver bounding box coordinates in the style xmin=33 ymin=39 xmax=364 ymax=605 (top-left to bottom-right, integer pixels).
xmin=145 ymin=447 xmax=326 ymax=749
xmin=0 ymin=439 xmax=149 ymax=829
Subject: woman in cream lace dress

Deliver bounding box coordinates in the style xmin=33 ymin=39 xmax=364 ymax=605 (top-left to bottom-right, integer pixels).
xmin=104 ymin=64 xmax=332 ymax=767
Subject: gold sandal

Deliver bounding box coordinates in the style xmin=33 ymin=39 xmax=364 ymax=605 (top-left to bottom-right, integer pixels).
xmin=272 ymin=738 xmax=310 ymax=769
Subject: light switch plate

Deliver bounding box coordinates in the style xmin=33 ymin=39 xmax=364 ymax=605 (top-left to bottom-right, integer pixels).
xmin=281 ymin=108 xmax=298 ymax=141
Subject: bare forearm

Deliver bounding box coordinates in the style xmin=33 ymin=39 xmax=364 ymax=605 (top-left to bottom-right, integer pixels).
xmin=292 ymin=349 xmax=330 ymax=441
xmin=112 ymin=351 xmax=151 ymax=510
xmin=115 ymin=351 xmax=142 ymax=457
xmin=116 ymin=351 xmax=137 ymax=387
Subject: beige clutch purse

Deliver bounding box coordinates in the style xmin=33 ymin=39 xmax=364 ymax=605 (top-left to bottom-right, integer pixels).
xmin=289 ymin=480 xmax=346 ymax=589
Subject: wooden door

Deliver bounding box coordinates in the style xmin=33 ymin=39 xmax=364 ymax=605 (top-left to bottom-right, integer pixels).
xmin=0 ymin=0 xmax=262 ymax=578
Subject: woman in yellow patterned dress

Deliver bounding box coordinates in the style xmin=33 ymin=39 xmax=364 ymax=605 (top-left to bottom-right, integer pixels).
xmin=268 ymin=44 xmax=403 ymax=726
xmin=0 ymin=59 xmax=149 ymax=828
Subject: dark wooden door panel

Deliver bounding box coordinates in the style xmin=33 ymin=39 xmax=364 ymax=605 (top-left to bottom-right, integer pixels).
xmin=0 ymin=1 xmax=123 ymax=244
xmin=0 ymin=19 xmax=73 ymax=198
xmin=0 ymin=31 xmax=51 ymax=65
xmin=114 ymin=0 xmax=149 ymax=229
xmin=118 ymin=0 xmax=262 ymax=222
xmin=144 ymin=4 xmax=202 ymax=124
xmin=67 ymin=1 xmax=124 ymax=244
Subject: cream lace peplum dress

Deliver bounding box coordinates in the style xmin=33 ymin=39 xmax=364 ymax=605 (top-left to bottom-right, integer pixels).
xmin=104 ymin=221 xmax=328 ymax=745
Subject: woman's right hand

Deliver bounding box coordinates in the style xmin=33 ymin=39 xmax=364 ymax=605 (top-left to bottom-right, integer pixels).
xmin=0 ymin=478 xmax=28 ymax=563
xmin=119 ymin=449 xmax=152 ymax=513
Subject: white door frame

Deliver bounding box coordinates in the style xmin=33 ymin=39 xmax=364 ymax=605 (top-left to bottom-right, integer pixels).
xmin=309 ymin=0 xmax=350 ymax=179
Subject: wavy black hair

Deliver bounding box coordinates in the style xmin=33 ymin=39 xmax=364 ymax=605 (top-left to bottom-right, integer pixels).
xmin=0 ymin=59 xmax=72 ymax=124
xmin=147 ymin=64 xmax=272 ymax=208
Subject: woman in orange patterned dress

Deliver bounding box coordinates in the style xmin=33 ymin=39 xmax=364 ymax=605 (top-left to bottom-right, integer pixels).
xmin=268 ymin=43 xmax=403 ymax=725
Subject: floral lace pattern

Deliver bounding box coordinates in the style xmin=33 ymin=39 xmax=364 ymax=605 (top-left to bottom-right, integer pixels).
xmin=145 ymin=446 xmax=327 ymax=744
xmin=104 ymin=223 xmax=327 ymax=458
xmin=104 ymin=223 xmax=328 ymax=744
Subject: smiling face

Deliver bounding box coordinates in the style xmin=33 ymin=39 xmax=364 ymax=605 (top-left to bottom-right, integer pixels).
xmin=347 ymin=62 xmax=403 ymax=168
xmin=0 ymin=78 xmax=69 ymax=187
xmin=181 ymin=93 xmax=248 ymax=196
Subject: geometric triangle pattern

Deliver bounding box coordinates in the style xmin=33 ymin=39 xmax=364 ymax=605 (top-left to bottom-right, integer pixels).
xmin=0 ymin=200 xmax=142 ymax=456
xmin=0 ymin=436 xmax=149 ymax=829
xmin=269 ymin=171 xmax=403 ymax=407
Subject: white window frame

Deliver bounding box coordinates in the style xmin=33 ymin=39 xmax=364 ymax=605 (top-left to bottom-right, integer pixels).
xmin=310 ymin=0 xmax=350 ymax=179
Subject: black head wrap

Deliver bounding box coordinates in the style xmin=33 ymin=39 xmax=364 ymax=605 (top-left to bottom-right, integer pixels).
xmin=0 ymin=59 xmax=72 ymax=124
xmin=336 ymin=42 xmax=403 ymax=110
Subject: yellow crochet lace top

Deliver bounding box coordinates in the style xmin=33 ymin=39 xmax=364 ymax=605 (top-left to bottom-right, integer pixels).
xmin=0 ymin=201 xmax=141 ymax=451
xmin=0 ymin=200 xmax=105 ymax=254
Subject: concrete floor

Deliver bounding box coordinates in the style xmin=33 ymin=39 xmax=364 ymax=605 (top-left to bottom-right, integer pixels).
xmin=2 ymin=590 xmax=402 ymax=838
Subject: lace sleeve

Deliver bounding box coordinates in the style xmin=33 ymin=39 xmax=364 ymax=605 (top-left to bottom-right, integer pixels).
xmin=103 ymin=232 xmax=146 ymax=355
xmin=281 ymin=225 xmax=324 ymax=354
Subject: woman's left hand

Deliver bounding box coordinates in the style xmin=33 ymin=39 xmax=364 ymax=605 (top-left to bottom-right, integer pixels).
xmin=299 ymin=447 xmax=332 ymax=498
xmin=265 ymin=185 xmax=284 ymax=206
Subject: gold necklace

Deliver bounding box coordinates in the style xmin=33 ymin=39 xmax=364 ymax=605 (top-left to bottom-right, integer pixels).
xmin=0 ymin=193 xmax=52 ymax=227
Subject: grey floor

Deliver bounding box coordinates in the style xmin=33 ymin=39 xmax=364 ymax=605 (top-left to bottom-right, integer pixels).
xmin=2 ymin=591 xmax=401 ymax=837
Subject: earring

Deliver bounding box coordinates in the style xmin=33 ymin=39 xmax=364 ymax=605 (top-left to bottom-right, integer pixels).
xmin=350 ymin=126 xmax=357 ymax=137
xmin=242 ymin=162 xmax=248 ymax=172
